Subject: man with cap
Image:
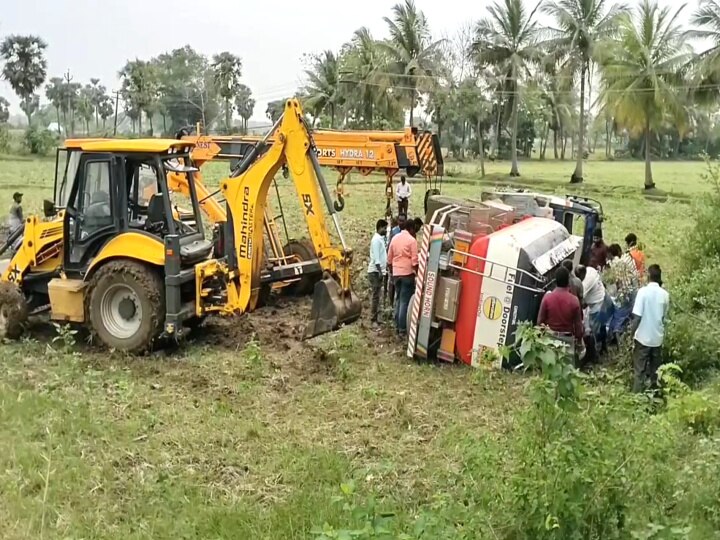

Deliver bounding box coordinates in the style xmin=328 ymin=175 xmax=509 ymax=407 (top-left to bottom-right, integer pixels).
xmin=8 ymin=192 xmax=23 ymax=231
xmin=589 ymin=226 xmax=608 ymax=271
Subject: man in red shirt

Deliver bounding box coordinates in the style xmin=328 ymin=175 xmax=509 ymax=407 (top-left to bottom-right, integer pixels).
xmin=538 ymin=266 xmax=584 ymax=362
xmin=387 ymin=220 xmax=418 ymax=336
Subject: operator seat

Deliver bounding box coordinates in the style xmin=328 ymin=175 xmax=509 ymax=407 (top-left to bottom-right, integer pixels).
xmin=146 ymin=193 xmax=167 ymax=233
xmin=146 ymin=193 xmax=213 ymax=265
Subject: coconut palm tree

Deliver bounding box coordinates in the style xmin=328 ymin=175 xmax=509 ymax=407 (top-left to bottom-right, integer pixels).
xmin=598 ymin=0 xmax=692 ymax=189
xmin=212 ymin=52 xmax=243 ymax=133
xmin=378 ymin=0 xmax=443 ymax=126
xmin=471 ymin=0 xmax=543 ymax=176
xmin=543 ymin=0 xmax=627 ymax=183
xmin=302 ymin=50 xmax=343 ymax=128
xmin=344 ymin=27 xmax=387 ymax=128
xmin=687 ymin=0 xmax=720 ymax=109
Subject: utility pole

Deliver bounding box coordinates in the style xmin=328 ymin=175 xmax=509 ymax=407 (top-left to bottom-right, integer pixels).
xmin=112 ymin=90 xmax=120 ymax=136
xmin=64 ymin=69 xmax=73 ymax=137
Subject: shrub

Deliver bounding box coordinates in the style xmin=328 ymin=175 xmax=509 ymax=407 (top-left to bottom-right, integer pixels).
xmin=667 ymin=159 xmax=720 ymax=381
xmin=24 ymin=126 xmax=57 ymax=155
xmin=0 ymin=124 xmax=10 ymax=153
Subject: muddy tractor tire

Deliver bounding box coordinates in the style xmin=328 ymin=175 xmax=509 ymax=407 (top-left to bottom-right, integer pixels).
xmin=283 ymin=239 xmax=321 ymax=296
xmin=86 ymin=260 xmax=165 ymax=353
xmin=0 ymin=282 xmax=28 ymax=340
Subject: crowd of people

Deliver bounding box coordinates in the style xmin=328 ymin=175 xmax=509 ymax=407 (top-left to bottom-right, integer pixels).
xmin=539 ymin=228 xmax=670 ymax=392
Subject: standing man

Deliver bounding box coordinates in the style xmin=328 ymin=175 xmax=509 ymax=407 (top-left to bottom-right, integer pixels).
xmin=386 ymin=215 xmax=406 ymax=308
xmin=396 ymin=176 xmax=411 ymax=217
xmin=631 ymin=264 xmax=669 ymax=392
xmin=368 ymin=219 xmax=388 ymax=326
xmin=388 ymin=219 xmax=418 ymax=337
xmin=577 ymin=264 xmax=614 ymax=355
xmin=8 ymin=192 xmax=23 ymax=231
xmin=607 ymin=243 xmax=640 ymax=340
xmin=538 ymin=266 xmax=584 ymax=363
xmin=589 ymin=227 xmax=608 ymax=270
xmin=625 ymin=233 xmax=646 ymax=277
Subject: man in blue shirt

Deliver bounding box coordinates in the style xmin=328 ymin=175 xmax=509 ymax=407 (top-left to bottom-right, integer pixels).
xmin=631 ymin=264 xmax=670 ymax=392
xmin=368 ymin=219 xmax=389 ymax=325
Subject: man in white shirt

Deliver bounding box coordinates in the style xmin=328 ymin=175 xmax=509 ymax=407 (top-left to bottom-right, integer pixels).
xmin=396 ymin=176 xmax=411 ymax=217
xmin=367 ymin=218 xmax=389 ymax=325
xmin=631 ymin=264 xmax=670 ymax=392
xmin=576 ymin=265 xmax=614 ymax=355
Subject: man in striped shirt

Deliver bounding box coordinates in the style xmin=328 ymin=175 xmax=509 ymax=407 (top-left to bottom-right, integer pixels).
xmin=607 ymin=243 xmax=640 ymax=339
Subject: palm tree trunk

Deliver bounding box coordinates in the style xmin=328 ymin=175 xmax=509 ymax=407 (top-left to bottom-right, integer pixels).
xmin=149 ymin=114 xmax=154 ymax=136
xmin=605 ymin=118 xmax=612 ymax=158
xmin=225 ymin=98 xmax=231 ymax=133
xmin=477 ymin=117 xmax=485 ymax=177
xmin=509 ymin=92 xmax=520 ymax=177
xmin=162 ymin=114 xmax=167 ymax=135
xmin=409 ymin=81 xmax=416 ymax=127
xmin=139 ymin=112 xmax=143 ymax=136
xmin=330 ymin=104 xmax=336 ymax=129
xmin=553 ymin=129 xmax=558 ymax=159
xmin=571 ymin=63 xmax=586 ymax=183
xmin=644 ymin=121 xmax=654 ymax=189
xmin=56 ymin=107 xmax=62 ymax=135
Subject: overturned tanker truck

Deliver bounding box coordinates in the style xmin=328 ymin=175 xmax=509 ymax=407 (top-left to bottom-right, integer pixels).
xmin=407 ymin=197 xmax=581 ymax=369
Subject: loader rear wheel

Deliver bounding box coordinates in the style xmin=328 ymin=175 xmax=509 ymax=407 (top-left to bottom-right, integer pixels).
xmin=86 ymin=260 xmax=164 ymax=353
xmin=283 ymin=239 xmax=321 ymax=296
xmin=0 ymin=282 xmax=28 ymax=340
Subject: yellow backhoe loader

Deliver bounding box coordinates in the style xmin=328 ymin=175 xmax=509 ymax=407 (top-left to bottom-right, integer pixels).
xmin=0 ymin=99 xmax=361 ymax=352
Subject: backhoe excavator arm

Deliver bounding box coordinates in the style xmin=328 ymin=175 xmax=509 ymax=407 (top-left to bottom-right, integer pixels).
xmin=219 ymin=98 xmax=359 ymax=336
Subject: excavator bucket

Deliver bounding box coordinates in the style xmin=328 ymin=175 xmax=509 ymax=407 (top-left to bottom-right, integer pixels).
xmin=304 ymin=275 xmax=362 ymax=339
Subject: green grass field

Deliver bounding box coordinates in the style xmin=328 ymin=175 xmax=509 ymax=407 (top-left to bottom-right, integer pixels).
xmin=0 ymin=156 xmax=715 ymax=539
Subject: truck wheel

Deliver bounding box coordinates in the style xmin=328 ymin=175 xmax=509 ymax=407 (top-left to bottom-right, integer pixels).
xmin=86 ymin=260 xmax=164 ymax=353
xmin=283 ymin=240 xmax=321 ymax=296
xmin=0 ymin=282 xmax=28 ymax=340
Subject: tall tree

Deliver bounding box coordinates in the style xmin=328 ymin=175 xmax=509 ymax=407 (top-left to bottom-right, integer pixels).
xmin=343 ymin=27 xmax=387 ymax=128
xmin=544 ymin=0 xmax=626 ymax=183
xmin=119 ymin=59 xmax=159 ymax=135
xmin=45 ymin=77 xmax=65 ymax=132
xmin=471 ymin=0 xmax=543 ymax=176
xmin=77 ymin=85 xmax=95 ymax=135
xmin=599 ymin=0 xmax=691 ymax=189
xmin=302 ymin=50 xmax=343 ymax=128
xmin=212 ymin=52 xmax=243 ymax=132
xmin=88 ymin=78 xmax=108 ymax=129
xmin=378 ymin=0 xmax=443 ymax=126
xmin=234 ymin=84 xmax=255 ymax=134
xmin=0 ymin=35 xmax=48 ymax=126
xmin=98 ymin=97 xmax=114 ymax=130
xmin=154 ymin=46 xmax=219 ymax=132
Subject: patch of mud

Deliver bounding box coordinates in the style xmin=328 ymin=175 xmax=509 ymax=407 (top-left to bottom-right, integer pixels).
xmin=198 ymin=295 xmax=310 ymax=352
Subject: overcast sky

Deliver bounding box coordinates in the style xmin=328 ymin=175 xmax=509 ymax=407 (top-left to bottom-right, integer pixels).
xmin=0 ymin=0 xmax=700 ymax=123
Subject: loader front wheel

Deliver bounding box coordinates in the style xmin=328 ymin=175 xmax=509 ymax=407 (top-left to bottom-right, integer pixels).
xmin=283 ymin=240 xmax=321 ymax=296
xmin=0 ymin=282 xmax=28 ymax=340
xmin=86 ymin=261 xmax=164 ymax=353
